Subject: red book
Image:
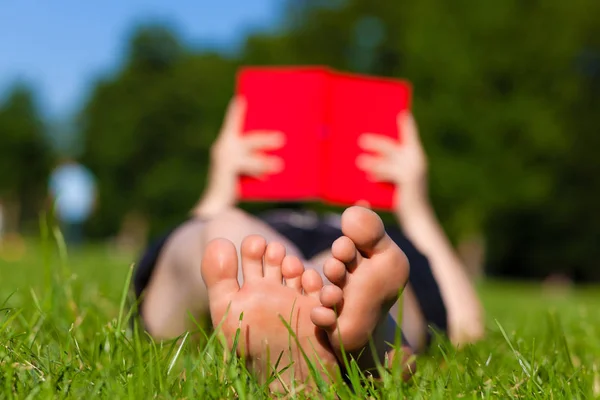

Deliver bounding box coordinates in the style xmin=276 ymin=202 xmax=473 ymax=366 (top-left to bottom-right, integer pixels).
xmin=236 ymin=66 xmax=412 ymax=210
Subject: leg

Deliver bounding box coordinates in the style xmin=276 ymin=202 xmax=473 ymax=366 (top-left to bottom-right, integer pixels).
xmin=388 ymin=227 xmax=449 ymax=352
xmin=392 ymin=288 xmax=429 ymax=351
xmin=310 ymin=206 xmax=412 ymax=375
xmin=140 ymin=207 xmax=307 ymax=339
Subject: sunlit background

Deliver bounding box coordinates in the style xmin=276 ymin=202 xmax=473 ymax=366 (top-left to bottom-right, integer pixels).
xmin=1 ymin=0 xmax=599 ymax=283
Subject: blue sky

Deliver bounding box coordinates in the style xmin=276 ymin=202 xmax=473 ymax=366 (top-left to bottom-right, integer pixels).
xmin=0 ymin=0 xmax=280 ymax=118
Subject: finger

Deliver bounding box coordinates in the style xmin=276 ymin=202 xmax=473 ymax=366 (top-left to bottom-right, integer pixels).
xmin=397 ymin=111 xmax=422 ymax=146
xmin=240 ymin=155 xmax=284 ymax=178
xmin=356 ymin=154 xmax=384 ymax=172
xmin=354 ymin=200 xmax=371 ymax=209
xmin=365 ymin=170 xmax=397 ymax=183
xmin=356 ymin=154 xmax=396 ymax=183
xmin=221 ymin=96 xmax=247 ymax=137
xmin=242 ymin=132 xmax=285 ymax=151
xmin=358 ymin=133 xmax=399 ymax=155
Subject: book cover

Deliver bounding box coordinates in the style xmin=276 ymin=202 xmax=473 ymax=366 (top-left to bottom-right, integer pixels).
xmin=236 ymin=66 xmax=411 ymax=210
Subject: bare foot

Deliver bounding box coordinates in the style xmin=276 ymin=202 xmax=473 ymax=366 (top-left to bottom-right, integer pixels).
xmin=201 ymin=235 xmax=339 ymax=392
xmin=310 ymin=206 xmax=410 ymax=370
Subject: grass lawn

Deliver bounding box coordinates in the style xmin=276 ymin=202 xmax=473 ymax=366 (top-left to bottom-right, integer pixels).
xmin=1 ymin=234 xmax=600 ymax=399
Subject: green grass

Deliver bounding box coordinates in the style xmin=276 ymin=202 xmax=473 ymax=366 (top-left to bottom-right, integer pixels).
xmin=2 ymin=231 xmax=600 ymax=399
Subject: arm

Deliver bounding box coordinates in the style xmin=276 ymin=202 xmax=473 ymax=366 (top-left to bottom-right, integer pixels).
xmin=357 ymin=112 xmax=484 ymax=345
xmin=396 ymin=185 xmax=485 ymax=345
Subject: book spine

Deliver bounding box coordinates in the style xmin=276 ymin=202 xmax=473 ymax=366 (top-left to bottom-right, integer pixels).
xmin=318 ymin=70 xmax=333 ymax=199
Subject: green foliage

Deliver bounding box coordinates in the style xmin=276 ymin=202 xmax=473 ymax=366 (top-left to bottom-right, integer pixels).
xmin=80 ymin=27 xmax=238 ymax=236
xmin=273 ymin=0 xmax=597 ymax=238
xmin=0 ymin=85 xmax=53 ymax=224
xmin=262 ymin=0 xmax=600 ymax=279
xmin=3 ymin=0 xmax=599 ymax=278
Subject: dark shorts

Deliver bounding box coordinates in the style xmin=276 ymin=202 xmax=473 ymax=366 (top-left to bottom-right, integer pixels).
xmin=133 ymin=209 xmax=448 ymax=346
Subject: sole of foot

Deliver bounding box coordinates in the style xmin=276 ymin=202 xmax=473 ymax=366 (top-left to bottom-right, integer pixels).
xmin=201 ymin=235 xmax=339 ymax=393
xmin=310 ymin=206 xmax=410 ymax=372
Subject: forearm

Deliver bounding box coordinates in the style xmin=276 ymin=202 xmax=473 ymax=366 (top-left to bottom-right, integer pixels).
xmin=395 ymin=186 xmax=460 ymax=266
xmin=192 ymin=165 xmax=238 ymax=218
xmin=395 ymin=185 xmax=484 ymax=343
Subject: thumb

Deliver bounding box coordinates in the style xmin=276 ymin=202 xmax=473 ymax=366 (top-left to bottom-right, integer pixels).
xmin=221 ymin=96 xmax=247 ymax=137
xmin=397 ymin=111 xmax=421 ymax=146
xmin=354 ymin=200 xmax=371 ymax=209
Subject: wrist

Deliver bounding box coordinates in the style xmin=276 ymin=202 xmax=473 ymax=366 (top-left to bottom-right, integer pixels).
xmin=193 ymin=165 xmax=238 ymax=218
xmin=395 ymin=180 xmax=431 ymax=218
xmin=193 ymin=197 xmax=235 ymax=219
xmin=193 ymin=188 xmax=236 ymax=218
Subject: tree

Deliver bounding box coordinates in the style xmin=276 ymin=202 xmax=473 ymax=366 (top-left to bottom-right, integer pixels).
xmin=79 ymin=2 xmax=600 ymax=280
xmin=267 ymin=0 xmax=600 ymax=279
xmin=0 ymin=85 xmax=53 ymax=231
xmin=80 ymin=26 xmax=238 ymax=237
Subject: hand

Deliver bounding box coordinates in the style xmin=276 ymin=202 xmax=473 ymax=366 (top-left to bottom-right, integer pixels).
xmin=210 ymin=96 xmax=285 ymax=178
xmin=356 ymin=112 xmax=428 ymax=194
xmin=194 ymin=97 xmax=285 ymax=218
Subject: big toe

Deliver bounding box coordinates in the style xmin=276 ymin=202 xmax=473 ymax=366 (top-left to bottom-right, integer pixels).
xmin=340 ymin=206 xmax=389 ymax=256
xmin=201 ymin=238 xmax=241 ymax=295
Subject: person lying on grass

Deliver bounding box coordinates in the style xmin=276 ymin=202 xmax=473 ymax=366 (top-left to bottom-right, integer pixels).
xmin=132 ymin=97 xmax=485 ymax=391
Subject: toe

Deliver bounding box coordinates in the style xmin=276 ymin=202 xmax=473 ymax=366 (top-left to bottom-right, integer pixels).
xmin=331 ymin=236 xmax=359 ymax=272
xmin=240 ymin=235 xmax=267 ymax=282
xmin=201 ymin=238 xmax=240 ymax=296
xmin=319 ymin=285 xmax=343 ymax=309
xmin=323 ymin=257 xmax=347 ymax=286
xmin=340 ymin=206 xmax=390 ymax=257
xmin=263 ymin=242 xmax=285 ymax=282
xmin=282 ymin=255 xmax=304 ymax=293
xmin=310 ymin=306 xmax=337 ymax=332
xmin=301 ymin=269 xmax=323 ymax=298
